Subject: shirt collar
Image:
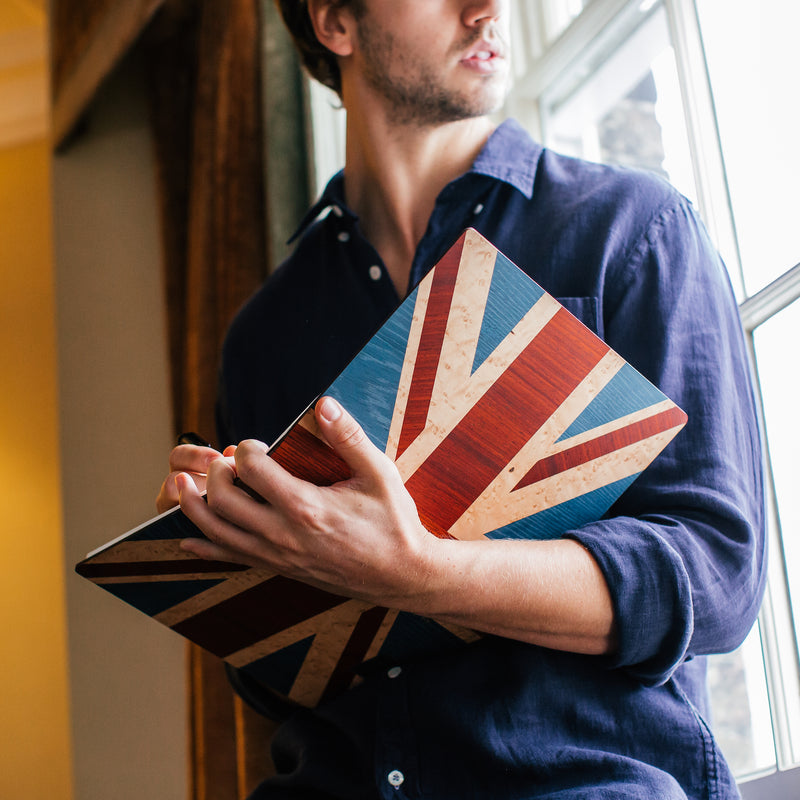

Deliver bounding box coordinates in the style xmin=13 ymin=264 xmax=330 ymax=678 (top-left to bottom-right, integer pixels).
xmin=289 ymin=118 xmax=541 ymax=242
xmin=469 ymin=118 xmax=539 ymax=199
xmin=288 ymin=171 xmax=349 ymax=244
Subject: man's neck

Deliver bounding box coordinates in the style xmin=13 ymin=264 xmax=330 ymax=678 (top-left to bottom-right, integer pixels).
xmin=342 ymin=111 xmax=496 ymax=295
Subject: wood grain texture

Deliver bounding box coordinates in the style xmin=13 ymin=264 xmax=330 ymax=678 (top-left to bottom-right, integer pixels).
xmin=517 ymin=405 xmax=688 ymax=489
xmin=405 ymin=306 xmax=610 ymax=534
xmin=398 ymin=236 xmax=464 ymax=457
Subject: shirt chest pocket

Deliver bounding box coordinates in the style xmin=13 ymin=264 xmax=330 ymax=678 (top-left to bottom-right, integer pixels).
xmin=554 ymin=296 xmax=604 ymax=341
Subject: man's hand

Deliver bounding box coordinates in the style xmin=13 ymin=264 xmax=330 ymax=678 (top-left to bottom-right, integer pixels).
xmin=177 ymin=396 xmax=437 ymax=607
xmin=177 ymin=396 xmax=617 ymax=655
xmin=155 ymin=440 xmax=230 ymax=514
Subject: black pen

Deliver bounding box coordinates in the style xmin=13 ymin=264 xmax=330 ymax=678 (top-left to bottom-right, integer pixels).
xmin=177 ymin=431 xmax=212 ymax=448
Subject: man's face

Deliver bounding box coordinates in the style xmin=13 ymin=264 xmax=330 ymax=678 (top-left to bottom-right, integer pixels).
xmin=350 ymin=0 xmax=511 ymax=126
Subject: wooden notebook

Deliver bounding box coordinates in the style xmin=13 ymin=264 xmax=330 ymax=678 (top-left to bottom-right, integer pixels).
xmin=76 ymin=228 xmax=687 ymax=709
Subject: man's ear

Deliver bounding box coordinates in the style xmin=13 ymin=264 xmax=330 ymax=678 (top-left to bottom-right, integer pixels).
xmin=307 ymin=0 xmax=356 ymax=57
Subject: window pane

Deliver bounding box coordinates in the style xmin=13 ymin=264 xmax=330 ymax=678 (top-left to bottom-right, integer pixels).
xmin=708 ymin=626 xmax=775 ymax=778
xmin=541 ymin=5 xmax=697 ymax=203
xmin=696 ymin=0 xmax=800 ymax=294
xmin=753 ymin=299 xmax=800 ymax=659
xmin=542 ymin=0 xmax=587 ymax=41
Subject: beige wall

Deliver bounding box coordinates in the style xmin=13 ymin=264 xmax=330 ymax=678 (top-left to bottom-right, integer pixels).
xmin=52 ymin=54 xmax=187 ymax=799
xmin=1 ymin=6 xmax=189 ymax=796
xmin=0 ymin=136 xmax=73 ymax=799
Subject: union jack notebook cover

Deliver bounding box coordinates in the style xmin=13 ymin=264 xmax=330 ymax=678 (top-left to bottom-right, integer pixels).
xmin=76 ymin=228 xmax=687 ymax=708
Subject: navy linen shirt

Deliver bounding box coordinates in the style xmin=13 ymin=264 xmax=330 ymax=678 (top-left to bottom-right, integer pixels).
xmin=217 ymin=120 xmax=766 ymax=799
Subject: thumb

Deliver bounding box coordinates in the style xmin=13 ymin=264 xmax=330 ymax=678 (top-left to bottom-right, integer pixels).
xmin=315 ymin=396 xmax=386 ymax=480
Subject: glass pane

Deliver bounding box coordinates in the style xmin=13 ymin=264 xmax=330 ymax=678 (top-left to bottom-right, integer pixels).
xmin=753 ymin=299 xmax=800 ymax=657
xmin=696 ymin=0 xmax=800 ymax=295
xmin=542 ymin=0 xmax=587 ymax=41
xmin=708 ymin=626 xmax=776 ymax=778
xmin=541 ymin=4 xmax=697 ymax=203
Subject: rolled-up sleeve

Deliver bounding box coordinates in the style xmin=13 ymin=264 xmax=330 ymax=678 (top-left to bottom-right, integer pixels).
xmin=567 ymin=198 xmax=767 ymax=685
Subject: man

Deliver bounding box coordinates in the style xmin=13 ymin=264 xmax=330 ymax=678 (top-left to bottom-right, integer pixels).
xmin=158 ymin=1 xmax=766 ymax=797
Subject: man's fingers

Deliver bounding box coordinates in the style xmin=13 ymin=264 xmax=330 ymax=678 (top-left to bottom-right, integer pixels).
xmin=156 ymin=444 xmax=224 ymax=514
xmin=156 ymin=469 xmax=211 ymax=514
xmin=233 ymin=438 xmax=315 ymax=510
xmin=314 ymin=396 xmax=388 ymax=481
xmin=168 ymin=443 xmax=223 ymax=474
xmin=177 ymin=471 xmax=264 ymax=563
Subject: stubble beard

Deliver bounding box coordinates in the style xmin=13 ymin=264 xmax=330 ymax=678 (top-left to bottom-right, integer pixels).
xmin=355 ymin=19 xmax=510 ymax=128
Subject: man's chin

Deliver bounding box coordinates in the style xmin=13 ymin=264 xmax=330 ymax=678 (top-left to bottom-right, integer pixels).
xmin=371 ymin=74 xmax=510 ymax=127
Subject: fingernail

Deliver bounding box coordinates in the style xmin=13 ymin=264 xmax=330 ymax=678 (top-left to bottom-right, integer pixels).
xmin=318 ymin=396 xmax=342 ymax=422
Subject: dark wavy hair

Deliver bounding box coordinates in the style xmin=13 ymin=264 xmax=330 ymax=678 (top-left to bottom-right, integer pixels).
xmin=274 ymin=0 xmax=365 ymax=97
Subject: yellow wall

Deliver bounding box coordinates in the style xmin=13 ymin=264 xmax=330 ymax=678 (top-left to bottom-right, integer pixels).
xmin=0 ymin=138 xmax=73 ymax=799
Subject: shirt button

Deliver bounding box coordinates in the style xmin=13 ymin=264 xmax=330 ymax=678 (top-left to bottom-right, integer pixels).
xmin=369 ymin=265 xmax=382 ymax=281
xmin=337 ymin=230 xmax=350 ymax=243
xmin=473 ymin=202 xmax=484 ymax=214
xmin=387 ymin=666 xmax=402 ymax=679
xmin=387 ymin=769 xmax=405 ymax=788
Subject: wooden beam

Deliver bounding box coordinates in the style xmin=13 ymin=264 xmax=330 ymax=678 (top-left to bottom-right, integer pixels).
xmin=50 ymin=0 xmax=166 ymax=149
xmin=0 ymin=26 xmax=48 ymax=148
